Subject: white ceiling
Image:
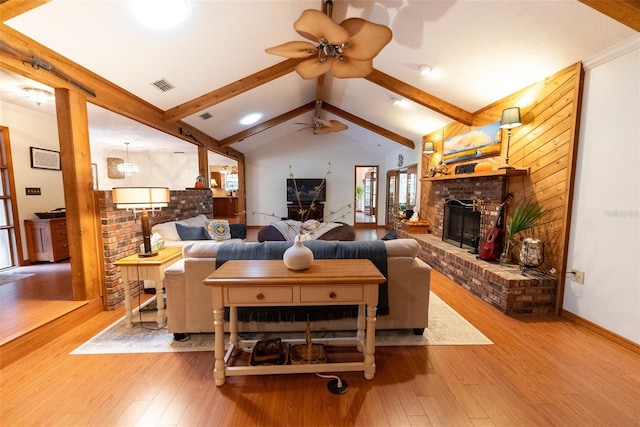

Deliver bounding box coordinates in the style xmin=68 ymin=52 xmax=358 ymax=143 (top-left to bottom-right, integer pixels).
xmin=1 ymin=0 xmax=637 ymax=155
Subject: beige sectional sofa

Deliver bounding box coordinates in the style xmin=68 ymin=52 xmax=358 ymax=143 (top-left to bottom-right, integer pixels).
xmin=164 ymin=238 xmax=432 ymax=337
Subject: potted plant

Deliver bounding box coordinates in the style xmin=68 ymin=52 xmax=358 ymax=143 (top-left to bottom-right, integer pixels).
xmin=501 ymin=199 xmax=550 ymax=264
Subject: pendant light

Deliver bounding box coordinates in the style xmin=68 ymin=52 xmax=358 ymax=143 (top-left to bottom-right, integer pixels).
xmin=117 ymin=142 xmax=140 ymax=176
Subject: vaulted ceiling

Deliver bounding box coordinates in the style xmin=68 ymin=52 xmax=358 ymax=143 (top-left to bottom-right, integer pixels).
xmin=1 ymin=0 xmax=638 ymax=157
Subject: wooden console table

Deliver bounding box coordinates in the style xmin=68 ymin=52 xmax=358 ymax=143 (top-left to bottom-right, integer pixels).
xmin=203 ymin=259 xmax=386 ymax=386
xmin=115 ymin=247 xmax=182 ymax=328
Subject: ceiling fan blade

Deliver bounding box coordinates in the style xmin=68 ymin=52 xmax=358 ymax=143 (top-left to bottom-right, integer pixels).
xmin=265 ymin=41 xmax=317 ymax=58
xmin=330 ymin=58 xmax=374 ymax=79
xmin=296 ymin=58 xmax=332 ymax=80
xmin=340 ymin=18 xmax=393 ymax=61
xmin=295 ymin=9 xmax=349 ymax=44
xmin=328 ymin=120 xmax=348 ymax=132
xmin=314 ymin=117 xmax=333 ymax=127
xmin=313 ymin=126 xmax=333 ymax=135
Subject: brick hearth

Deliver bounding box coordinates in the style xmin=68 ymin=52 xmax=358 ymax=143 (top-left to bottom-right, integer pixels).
xmin=399 ymin=231 xmax=557 ymax=315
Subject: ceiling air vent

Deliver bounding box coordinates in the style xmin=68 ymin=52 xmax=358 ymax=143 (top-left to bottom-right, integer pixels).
xmin=151 ymin=78 xmax=175 ymax=92
xmin=199 ymin=112 xmax=212 ymax=120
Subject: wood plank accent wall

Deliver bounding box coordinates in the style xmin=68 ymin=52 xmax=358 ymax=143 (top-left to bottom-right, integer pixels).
xmin=419 ymin=62 xmax=585 ymax=313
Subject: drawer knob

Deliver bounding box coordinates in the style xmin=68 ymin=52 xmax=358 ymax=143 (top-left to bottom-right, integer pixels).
xmin=256 ymin=293 xmax=265 ymax=301
xmin=329 ymin=291 xmax=337 ymax=299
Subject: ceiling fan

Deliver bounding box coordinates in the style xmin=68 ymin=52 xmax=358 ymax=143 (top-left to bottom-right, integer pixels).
xmin=296 ymin=100 xmax=348 ymax=134
xmin=266 ymin=0 xmax=392 ymax=80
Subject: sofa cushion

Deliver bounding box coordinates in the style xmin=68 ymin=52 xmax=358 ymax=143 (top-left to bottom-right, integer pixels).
xmin=384 ymin=238 xmax=420 ymax=258
xmin=182 ymin=214 xmax=208 ymax=228
xmin=176 ymin=223 xmax=211 ymax=241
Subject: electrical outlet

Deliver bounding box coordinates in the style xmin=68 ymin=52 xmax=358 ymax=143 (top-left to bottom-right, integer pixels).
xmin=571 ymin=270 xmax=585 ymax=284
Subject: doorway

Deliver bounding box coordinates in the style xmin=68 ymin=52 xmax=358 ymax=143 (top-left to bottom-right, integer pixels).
xmin=0 ymin=127 xmax=22 ymax=269
xmin=354 ymin=165 xmax=378 ymax=229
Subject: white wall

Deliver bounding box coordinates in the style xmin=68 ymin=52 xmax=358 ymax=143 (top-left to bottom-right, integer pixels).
xmin=0 ymin=102 xmax=199 ymax=259
xmin=245 ymin=130 xmax=388 ymax=226
xmin=566 ymin=38 xmax=640 ymax=344
xmin=89 ymin=143 xmax=198 ymax=190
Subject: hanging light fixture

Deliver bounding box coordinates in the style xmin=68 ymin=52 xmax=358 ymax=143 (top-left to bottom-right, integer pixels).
xmin=117 ymin=142 xmax=140 ymax=176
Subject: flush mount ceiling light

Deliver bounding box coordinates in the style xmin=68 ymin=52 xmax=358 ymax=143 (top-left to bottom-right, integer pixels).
xmin=22 ymin=87 xmax=53 ymax=105
xmin=132 ymin=0 xmax=187 ymax=29
xmin=117 ymin=142 xmax=140 ymax=176
xmin=239 ymin=113 xmax=262 ymax=125
xmin=419 ymin=64 xmax=433 ymax=75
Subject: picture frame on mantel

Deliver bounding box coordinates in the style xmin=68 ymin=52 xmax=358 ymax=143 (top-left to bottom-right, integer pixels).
xmin=442 ymin=121 xmax=502 ymax=164
xmin=30 ymin=146 xmax=61 ymax=170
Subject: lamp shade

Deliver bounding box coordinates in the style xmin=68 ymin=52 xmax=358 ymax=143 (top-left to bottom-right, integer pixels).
xmin=500 ymin=107 xmax=522 ymax=129
xmin=210 ymin=179 xmax=218 ymax=188
xmin=112 ymin=187 xmax=169 ymax=210
xmin=423 ymin=141 xmax=435 ymax=154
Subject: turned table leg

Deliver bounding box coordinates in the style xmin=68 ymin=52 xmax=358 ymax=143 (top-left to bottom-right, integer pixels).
xmin=364 ymin=305 xmax=377 ymax=380
xmin=213 ymin=306 xmax=226 ymax=386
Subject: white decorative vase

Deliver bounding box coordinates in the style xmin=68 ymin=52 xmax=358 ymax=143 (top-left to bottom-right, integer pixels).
xmin=283 ymin=236 xmax=314 ymax=270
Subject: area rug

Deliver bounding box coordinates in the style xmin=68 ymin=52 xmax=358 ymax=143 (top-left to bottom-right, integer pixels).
xmin=0 ymin=273 xmax=34 ymax=286
xmin=70 ymin=292 xmax=492 ymax=355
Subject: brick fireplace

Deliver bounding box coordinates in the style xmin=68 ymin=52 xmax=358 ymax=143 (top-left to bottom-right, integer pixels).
xmin=410 ymin=170 xmax=557 ymax=315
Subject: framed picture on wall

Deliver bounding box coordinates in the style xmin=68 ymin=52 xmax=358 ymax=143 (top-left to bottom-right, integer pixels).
xmin=30 ymin=146 xmax=61 ymax=170
xmin=442 ymin=121 xmax=502 ymax=164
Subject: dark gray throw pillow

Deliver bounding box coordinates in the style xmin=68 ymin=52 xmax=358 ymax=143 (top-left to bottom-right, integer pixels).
xmin=381 ymin=230 xmax=398 ymax=240
xmin=175 ymin=223 xmax=211 ymax=241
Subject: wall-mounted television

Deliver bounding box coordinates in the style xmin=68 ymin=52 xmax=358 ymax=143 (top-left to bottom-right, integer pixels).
xmin=286 ymin=178 xmax=326 ymax=203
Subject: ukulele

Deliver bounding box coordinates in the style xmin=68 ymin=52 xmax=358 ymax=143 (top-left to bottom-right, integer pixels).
xmin=478 ymin=194 xmax=512 ymax=261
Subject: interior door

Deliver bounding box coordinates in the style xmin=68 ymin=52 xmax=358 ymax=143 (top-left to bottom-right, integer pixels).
xmin=386 ymin=170 xmax=397 ymax=229
xmin=354 ymin=165 xmax=378 ymax=229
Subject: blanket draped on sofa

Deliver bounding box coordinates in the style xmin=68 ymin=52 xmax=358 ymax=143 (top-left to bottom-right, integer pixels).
xmin=215 ymin=240 xmax=389 ymax=322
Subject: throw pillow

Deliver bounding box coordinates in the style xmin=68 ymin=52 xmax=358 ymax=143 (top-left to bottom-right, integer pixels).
xmin=175 ymin=223 xmax=211 ymax=241
xmin=381 ymin=230 xmax=398 ymax=240
xmin=206 ymin=220 xmax=231 ymax=241
xmin=230 ymin=223 xmax=247 ymax=239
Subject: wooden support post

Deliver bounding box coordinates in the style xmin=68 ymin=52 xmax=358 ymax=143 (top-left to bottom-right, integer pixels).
xmin=55 ymin=88 xmax=105 ymax=302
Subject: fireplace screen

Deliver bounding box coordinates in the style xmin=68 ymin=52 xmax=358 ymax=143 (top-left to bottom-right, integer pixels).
xmin=442 ymin=199 xmax=481 ymax=250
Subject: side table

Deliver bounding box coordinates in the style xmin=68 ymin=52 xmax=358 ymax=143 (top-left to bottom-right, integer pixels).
xmin=115 ymin=247 xmax=182 ymax=328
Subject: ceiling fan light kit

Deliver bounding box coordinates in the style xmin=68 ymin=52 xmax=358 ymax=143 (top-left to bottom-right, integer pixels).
xmin=266 ymin=9 xmax=392 ymax=80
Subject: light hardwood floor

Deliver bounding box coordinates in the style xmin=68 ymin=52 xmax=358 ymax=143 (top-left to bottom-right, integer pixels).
xmin=1 ymin=229 xmax=638 ymax=426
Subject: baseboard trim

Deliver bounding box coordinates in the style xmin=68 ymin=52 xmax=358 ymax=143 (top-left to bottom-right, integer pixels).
xmin=561 ymin=309 xmax=640 ymax=355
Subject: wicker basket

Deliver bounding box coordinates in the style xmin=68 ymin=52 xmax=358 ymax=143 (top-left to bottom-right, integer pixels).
xmin=249 ymin=338 xmax=290 ymax=366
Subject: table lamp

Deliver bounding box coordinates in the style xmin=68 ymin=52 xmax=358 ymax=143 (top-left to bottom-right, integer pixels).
xmin=499 ymin=107 xmax=522 ymax=169
xmin=112 ymin=187 xmax=170 ymax=257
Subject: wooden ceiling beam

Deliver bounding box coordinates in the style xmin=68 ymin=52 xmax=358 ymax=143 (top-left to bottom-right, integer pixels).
xmin=0 ymin=0 xmax=49 ymax=22
xmin=322 ymin=103 xmax=415 ymax=149
xmin=0 ymin=24 xmax=241 ymax=158
xmin=218 ymin=102 xmax=316 ymax=147
xmin=578 ymin=0 xmax=640 ymax=32
xmin=163 ymin=58 xmax=307 ymax=123
xmin=366 ymin=69 xmax=474 ymax=126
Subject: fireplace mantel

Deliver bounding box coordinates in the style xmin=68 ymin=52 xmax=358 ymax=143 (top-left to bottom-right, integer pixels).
xmin=421 ymin=168 xmax=528 ymax=182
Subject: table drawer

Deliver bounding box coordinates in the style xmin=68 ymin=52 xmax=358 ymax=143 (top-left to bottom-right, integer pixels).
xmin=227 ymin=287 xmax=293 ymax=304
xmin=300 ymin=286 xmax=364 ymax=303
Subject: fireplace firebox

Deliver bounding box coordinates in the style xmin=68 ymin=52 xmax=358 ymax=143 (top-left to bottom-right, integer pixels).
xmin=442 ymin=199 xmax=481 ymax=250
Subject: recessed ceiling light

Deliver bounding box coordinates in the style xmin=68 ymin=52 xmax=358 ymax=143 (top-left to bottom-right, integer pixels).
xmin=239 ymin=113 xmax=262 ymax=125
xmin=391 ymin=97 xmax=403 ymax=106
xmin=132 ymin=0 xmax=188 ymax=29
xmin=419 ymin=64 xmax=433 ymax=76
